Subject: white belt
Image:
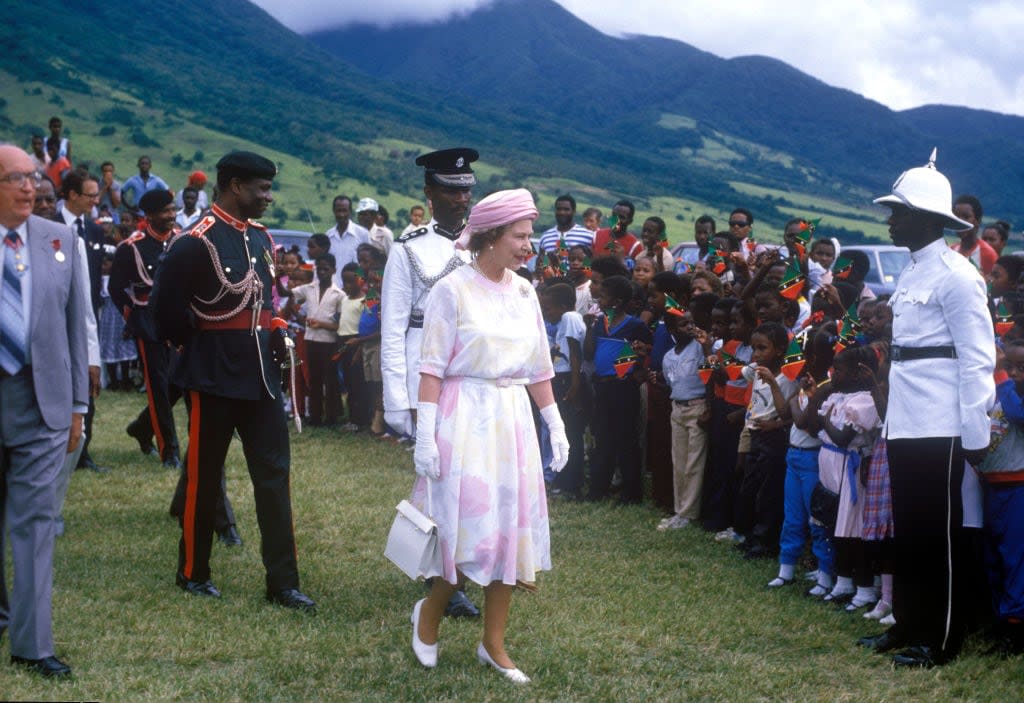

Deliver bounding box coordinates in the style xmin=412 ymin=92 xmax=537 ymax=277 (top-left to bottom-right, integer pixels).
xmin=453 ymin=376 xmax=530 ymax=388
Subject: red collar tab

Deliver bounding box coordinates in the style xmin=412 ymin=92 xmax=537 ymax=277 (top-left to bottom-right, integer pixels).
xmin=212 ymin=203 xmax=248 ymax=232
xmin=146 ymin=225 xmax=174 ymax=242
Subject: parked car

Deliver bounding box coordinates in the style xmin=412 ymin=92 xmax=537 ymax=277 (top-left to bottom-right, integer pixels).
xmin=670 ymin=242 xmax=701 ymax=270
xmin=269 ymin=229 xmax=314 ymax=261
xmin=841 ymin=244 xmax=910 ymax=297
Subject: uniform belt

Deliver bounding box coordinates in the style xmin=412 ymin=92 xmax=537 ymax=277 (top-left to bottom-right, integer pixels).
xmin=196 ymin=310 xmax=272 ymax=331
xmin=408 ymin=318 xmax=423 ymax=329
xmin=673 ymin=397 xmax=705 ymax=406
xmin=890 ymin=345 xmax=957 ymax=362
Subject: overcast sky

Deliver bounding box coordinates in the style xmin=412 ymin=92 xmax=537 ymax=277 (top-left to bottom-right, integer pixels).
xmin=252 ymin=0 xmax=1024 ymax=117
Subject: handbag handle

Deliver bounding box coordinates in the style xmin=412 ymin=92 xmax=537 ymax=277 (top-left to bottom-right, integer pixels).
xmin=425 ymin=478 xmax=433 ymax=519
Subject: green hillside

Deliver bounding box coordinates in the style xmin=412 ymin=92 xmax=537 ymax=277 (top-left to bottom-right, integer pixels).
xmin=0 ymin=0 xmax=895 ymax=243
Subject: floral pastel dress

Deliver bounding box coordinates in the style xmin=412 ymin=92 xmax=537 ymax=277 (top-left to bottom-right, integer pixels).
xmin=411 ymin=264 xmax=555 ymax=586
xmin=818 ymin=391 xmax=881 ymax=539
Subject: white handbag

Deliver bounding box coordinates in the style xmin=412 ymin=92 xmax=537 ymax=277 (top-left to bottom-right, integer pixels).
xmin=385 ymin=481 xmax=442 ymax=580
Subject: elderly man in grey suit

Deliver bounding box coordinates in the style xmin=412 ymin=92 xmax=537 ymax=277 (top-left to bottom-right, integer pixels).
xmin=0 ymin=144 xmax=89 ymax=678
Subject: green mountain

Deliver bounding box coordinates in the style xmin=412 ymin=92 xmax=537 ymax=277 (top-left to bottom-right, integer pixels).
xmin=0 ymin=0 xmax=923 ymax=241
xmin=310 ymin=0 xmax=1024 ymax=228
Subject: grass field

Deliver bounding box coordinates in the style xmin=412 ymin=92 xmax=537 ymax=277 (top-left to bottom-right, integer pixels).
xmin=3 ymin=391 xmax=1022 ymax=701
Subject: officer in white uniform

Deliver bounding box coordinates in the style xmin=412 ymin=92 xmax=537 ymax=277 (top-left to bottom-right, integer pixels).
xmin=381 ymin=147 xmax=480 ymax=618
xmin=859 ymin=149 xmax=995 ymax=668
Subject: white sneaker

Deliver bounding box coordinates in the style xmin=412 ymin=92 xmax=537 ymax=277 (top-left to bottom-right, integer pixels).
xmin=714 ymin=527 xmax=743 ymax=543
xmin=879 ymin=613 xmax=897 ymax=626
xmin=657 ymin=514 xmax=690 ymax=531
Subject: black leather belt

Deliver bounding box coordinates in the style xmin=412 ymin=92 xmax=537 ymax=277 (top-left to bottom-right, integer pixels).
xmin=890 ymin=345 xmax=957 ymax=362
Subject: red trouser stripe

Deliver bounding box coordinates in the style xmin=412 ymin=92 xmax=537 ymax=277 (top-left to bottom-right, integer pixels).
xmin=136 ymin=339 xmax=166 ymax=458
xmin=183 ymin=390 xmax=201 ymax=579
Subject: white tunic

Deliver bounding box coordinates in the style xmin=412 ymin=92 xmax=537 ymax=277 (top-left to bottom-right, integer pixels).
xmin=381 ymin=220 xmax=469 ymax=413
xmin=885 ymin=238 xmax=995 ymax=449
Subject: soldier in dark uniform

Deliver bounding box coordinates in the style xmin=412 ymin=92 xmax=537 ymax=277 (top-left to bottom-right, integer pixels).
xmin=111 ymin=189 xmax=242 ymax=544
xmin=151 ymin=151 xmax=315 ymax=611
xmin=112 ymin=189 xmax=183 ymax=468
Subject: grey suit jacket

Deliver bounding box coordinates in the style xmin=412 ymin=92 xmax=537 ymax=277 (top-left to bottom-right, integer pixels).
xmin=24 ymin=214 xmax=89 ymax=431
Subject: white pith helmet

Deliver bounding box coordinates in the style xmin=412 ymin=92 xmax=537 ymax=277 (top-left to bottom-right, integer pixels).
xmin=873 ymin=148 xmax=972 ymax=231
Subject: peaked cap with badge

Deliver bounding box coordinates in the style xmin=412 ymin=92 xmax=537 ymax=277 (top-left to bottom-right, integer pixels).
xmin=416 ymin=148 xmax=478 ymax=189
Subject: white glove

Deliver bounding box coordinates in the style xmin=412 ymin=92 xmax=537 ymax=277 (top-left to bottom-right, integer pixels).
xmin=384 ymin=409 xmax=414 ymax=438
xmin=413 ymin=402 xmax=440 ymax=479
xmin=540 ymin=404 xmax=570 ymax=473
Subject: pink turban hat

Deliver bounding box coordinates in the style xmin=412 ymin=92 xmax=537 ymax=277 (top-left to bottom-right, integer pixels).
xmin=456 ymin=188 xmax=538 ymax=250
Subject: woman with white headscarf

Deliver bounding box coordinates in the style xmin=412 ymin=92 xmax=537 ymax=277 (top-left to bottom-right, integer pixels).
xmin=407 ymin=189 xmax=569 ymax=683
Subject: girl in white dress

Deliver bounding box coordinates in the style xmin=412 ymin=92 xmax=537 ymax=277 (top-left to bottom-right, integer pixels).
xmin=408 ymin=189 xmax=570 ymax=683
xmin=816 ymin=345 xmax=882 ymax=609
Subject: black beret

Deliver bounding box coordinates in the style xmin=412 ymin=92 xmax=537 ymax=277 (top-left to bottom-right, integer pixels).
xmin=415 ymin=147 xmax=478 ymax=188
xmin=138 ymin=188 xmax=174 ymax=214
xmin=215 ymin=151 xmax=277 ymax=181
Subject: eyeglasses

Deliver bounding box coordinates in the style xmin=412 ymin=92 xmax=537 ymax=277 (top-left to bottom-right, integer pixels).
xmin=728 ymin=220 xmax=750 ymax=228
xmin=0 ymin=171 xmax=42 ymax=188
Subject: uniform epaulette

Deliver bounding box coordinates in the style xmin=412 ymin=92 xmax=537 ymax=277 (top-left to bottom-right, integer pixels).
xmin=188 ymin=215 xmax=217 ymax=237
xmin=121 ymin=231 xmax=146 ymax=246
xmin=248 ymin=219 xmax=268 ymax=231
xmin=396 ymin=226 xmax=429 ymax=244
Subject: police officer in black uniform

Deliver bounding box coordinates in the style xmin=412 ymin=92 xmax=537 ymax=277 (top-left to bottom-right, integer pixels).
xmin=151 ymin=151 xmax=315 ymax=611
xmin=113 ymin=189 xmax=183 ymax=468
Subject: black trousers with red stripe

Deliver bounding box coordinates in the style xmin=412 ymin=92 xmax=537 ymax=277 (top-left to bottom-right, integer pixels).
xmin=129 ymin=338 xmax=181 ymax=461
xmin=178 ymin=390 xmax=299 ymax=592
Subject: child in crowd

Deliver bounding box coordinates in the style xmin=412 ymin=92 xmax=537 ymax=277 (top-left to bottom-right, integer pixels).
xmin=810 ymin=344 xmax=882 ymax=608
xmin=632 ymin=257 xmax=658 ymax=316
xmin=646 ymin=272 xmax=690 ymax=513
xmin=734 ymin=321 xmax=799 ymax=559
xmin=690 ymin=269 xmax=724 ymax=297
xmin=539 ymin=282 xmax=587 ymax=500
xmin=990 ymin=255 xmax=1024 ymax=309
xmin=352 ymin=245 xmax=387 ymax=436
xmin=977 ymin=339 xmax=1024 ymax=654
xmin=810 ymin=238 xmax=836 ymax=271
xmin=584 ymin=274 xmax=653 ymax=503
xmin=586 ymin=256 xmax=630 ymax=316
xmin=337 ymin=262 xmax=367 ymax=430
xmin=701 ymin=297 xmax=737 ymax=530
xmin=859 ymin=339 xmax=894 ymax=620
xmin=286 ymin=255 xmax=343 ymax=426
xmin=307 ymin=232 xmax=330 ymax=262
xmin=274 ymin=247 xmax=302 ymax=313
xmin=285 ymin=265 xmax=314 ymax=420
xmin=655 ymin=308 xmax=709 ymax=530
xmin=638 ymin=217 xmax=675 ymax=272
xmin=713 ymin=301 xmax=756 ymax=542
xmin=567 ymin=244 xmax=594 ymax=315
xmin=768 ymin=328 xmax=835 ymax=589
xmin=99 ymin=252 xmax=138 ymax=390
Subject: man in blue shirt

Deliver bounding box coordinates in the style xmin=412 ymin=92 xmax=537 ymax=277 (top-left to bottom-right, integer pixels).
xmin=120 ymin=155 xmax=169 ymax=211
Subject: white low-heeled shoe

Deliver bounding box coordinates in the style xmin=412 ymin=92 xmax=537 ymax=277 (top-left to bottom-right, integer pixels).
xmin=411 ymin=599 xmax=438 ymax=668
xmin=477 ymin=642 xmax=530 ymax=684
